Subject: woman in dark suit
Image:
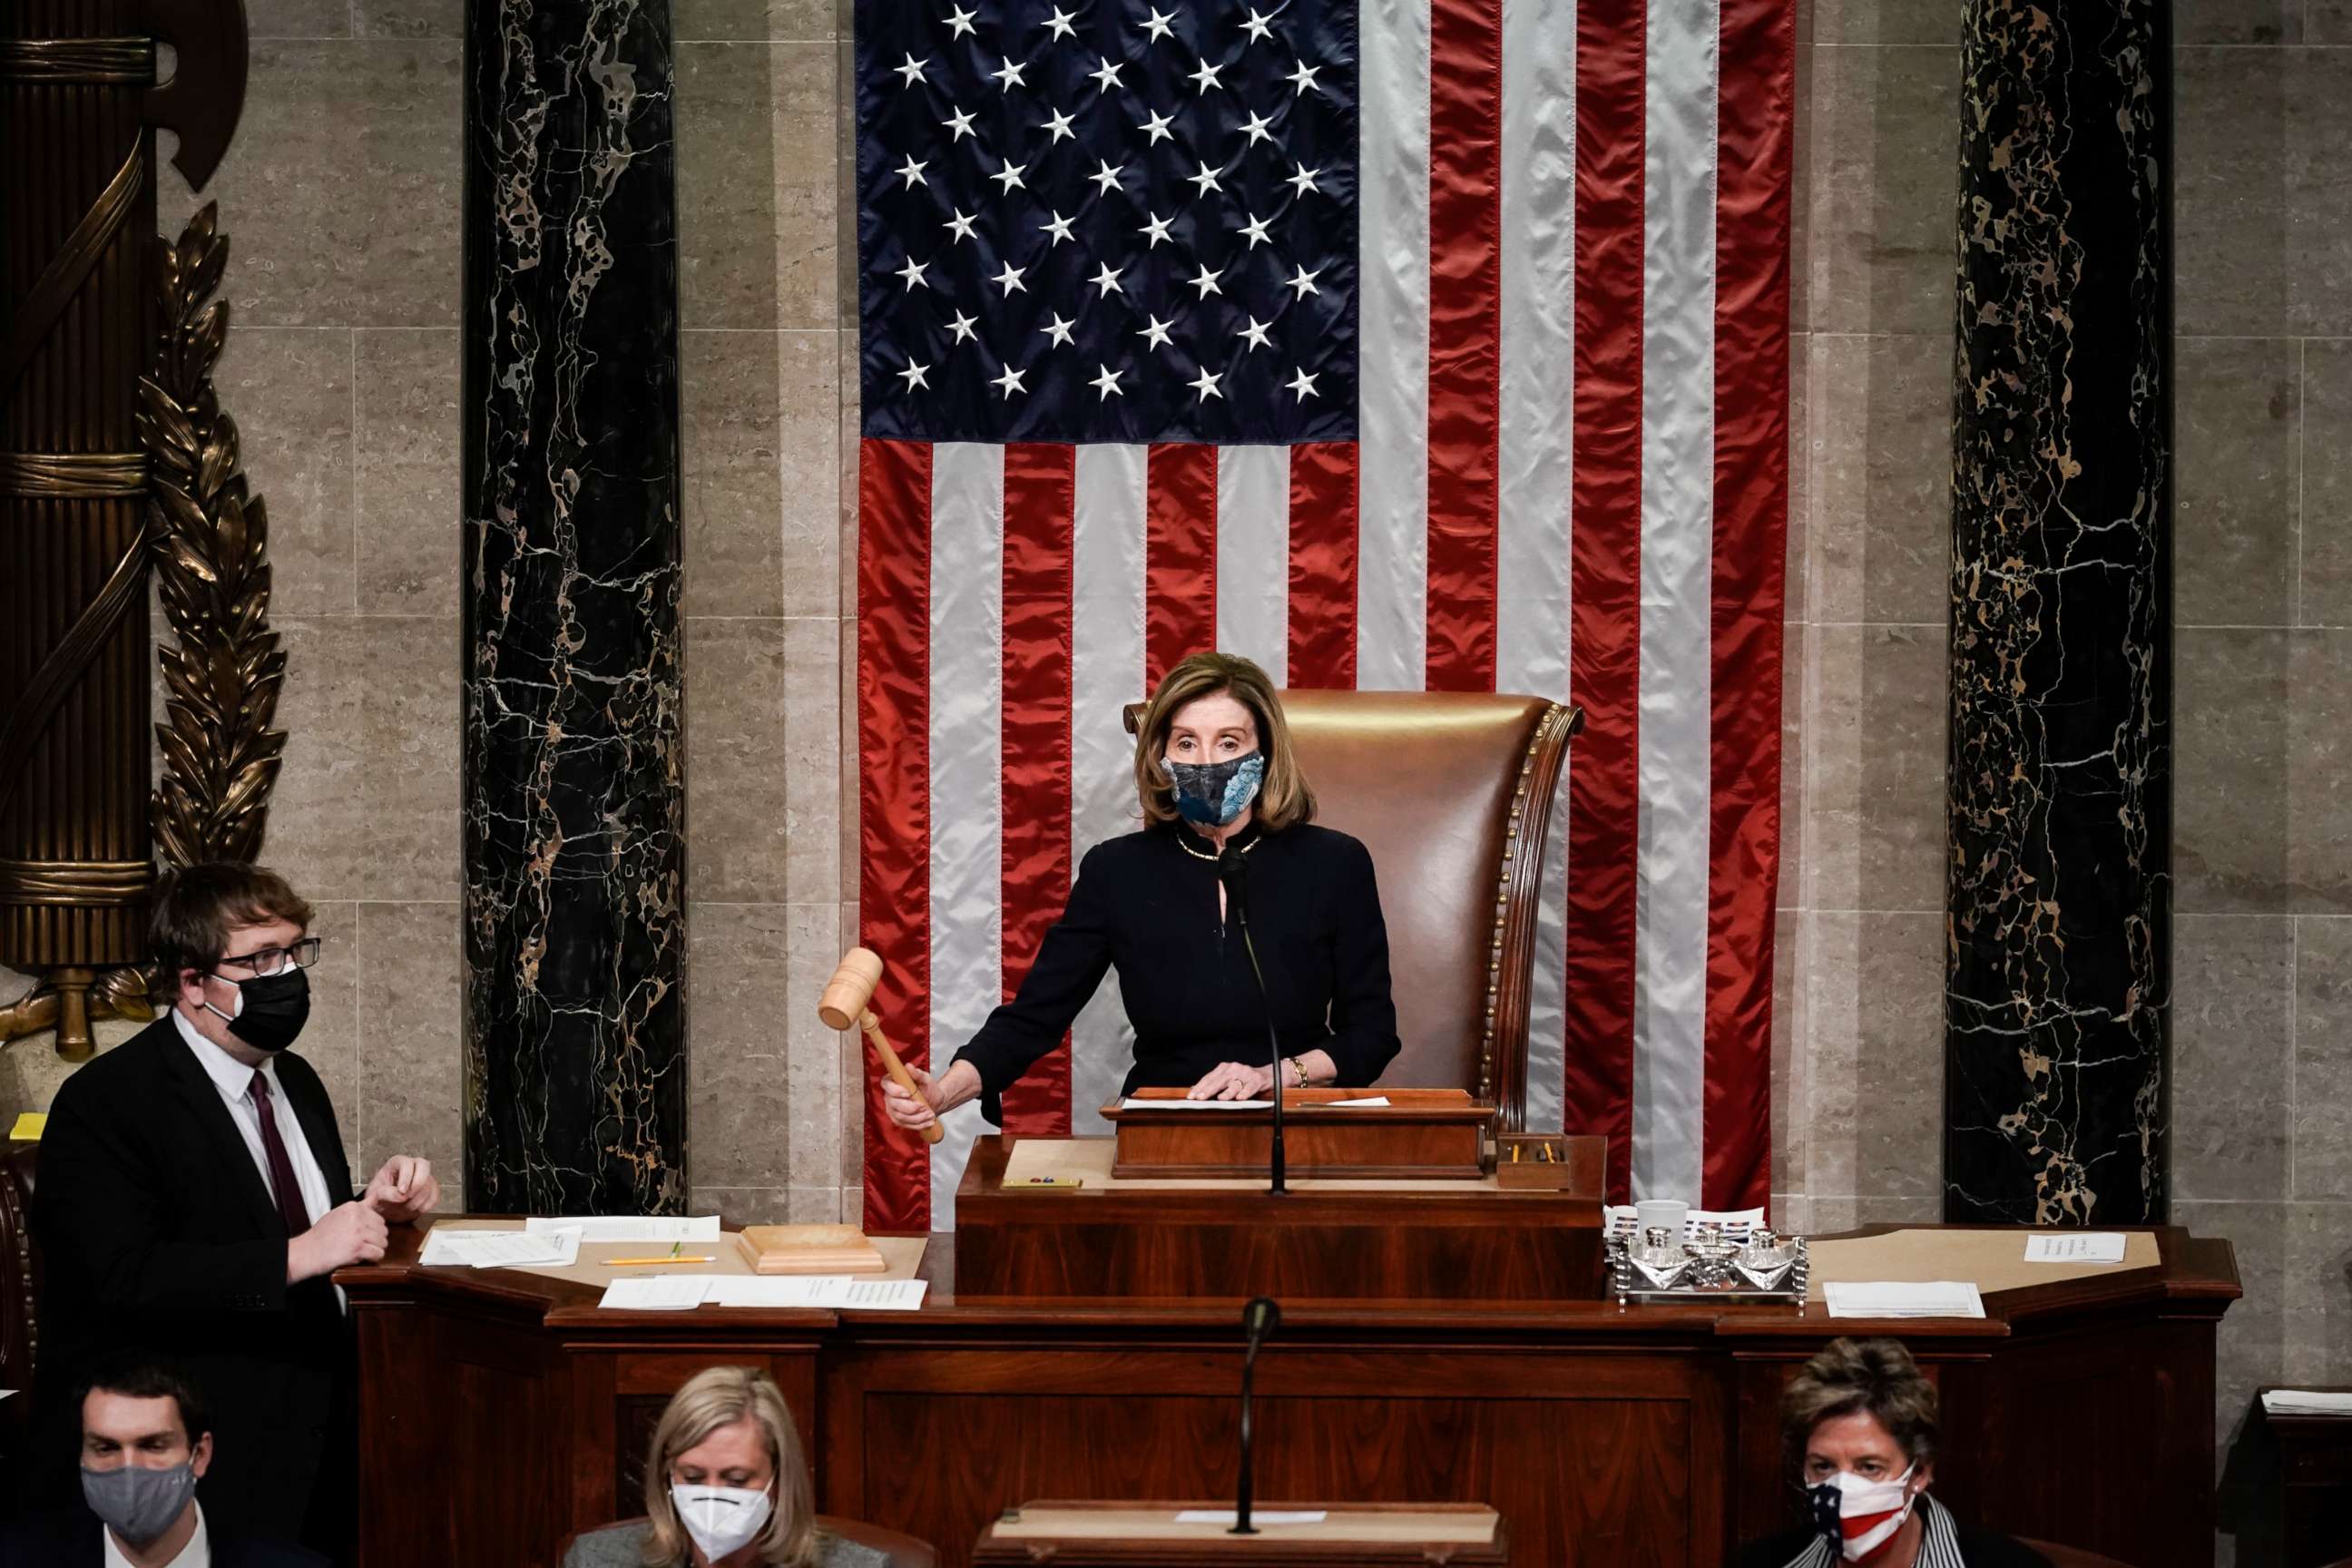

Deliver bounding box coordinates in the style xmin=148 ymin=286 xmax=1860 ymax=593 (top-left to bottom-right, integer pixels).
xmin=1739 ymin=1338 xmax=2052 ymax=1568
xmin=883 ymin=651 xmax=1401 ymax=1131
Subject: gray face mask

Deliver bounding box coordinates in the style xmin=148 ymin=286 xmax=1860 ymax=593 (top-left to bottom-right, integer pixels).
xmin=82 ymin=1461 xmax=198 ymax=1546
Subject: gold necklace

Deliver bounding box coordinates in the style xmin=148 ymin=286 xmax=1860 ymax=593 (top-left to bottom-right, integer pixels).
xmin=1174 ymin=830 xmax=1257 ymax=863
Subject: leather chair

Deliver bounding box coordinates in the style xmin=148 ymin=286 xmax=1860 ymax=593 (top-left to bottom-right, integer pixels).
xmin=557 ymin=1514 xmax=938 ymax=1568
xmin=0 ymin=1143 xmax=38 ymax=1398
xmin=1125 ymin=690 xmax=1583 ymax=1130
xmin=2014 ymin=1539 xmax=2135 ymax=1568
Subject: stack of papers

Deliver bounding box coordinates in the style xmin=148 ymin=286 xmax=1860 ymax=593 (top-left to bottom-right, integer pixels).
xmin=1118 ymin=1097 xmax=1272 ymax=1110
xmin=596 ymin=1275 xmax=929 ymax=1312
xmin=1602 ymin=1206 xmax=1768 ymax=1242
xmin=422 ymin=1226 xmax=583 ymax=1269
xmin=1823 ymin=1281 xmax=1985 ymax=1319
xmin=2261 ymin=1389 xmax=2352 ymax=1416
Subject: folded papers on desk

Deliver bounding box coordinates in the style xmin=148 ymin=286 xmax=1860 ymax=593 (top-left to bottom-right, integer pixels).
xmin=2262 ymin=1389 xmax=2352 ymax=1416
xmin=422 ymin=1227 xmax=583 ymax=1269
xmin=596 ymin=1275 xmax=929 ymax=1311
xmin=2023 ymin=1231 xmax=2127 ymax=1263
xmin=525 ymin=1214 xmax=720 ymax=1243
xmin=1823 ymin=1281 xmax=1984 ymax=1318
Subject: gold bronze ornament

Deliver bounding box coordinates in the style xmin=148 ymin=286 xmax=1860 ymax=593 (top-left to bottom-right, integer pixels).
xmin=142 ymin=204 xmax=289 ymax=876
xmin=0 ymin=0 xmax=251 ymax=1058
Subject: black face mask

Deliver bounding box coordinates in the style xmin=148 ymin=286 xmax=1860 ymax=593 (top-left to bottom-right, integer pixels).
xmin=204 ymin=967 xmax=311 ymax=1054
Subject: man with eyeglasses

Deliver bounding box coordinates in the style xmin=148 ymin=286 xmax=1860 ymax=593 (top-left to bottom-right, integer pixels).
xmin=30 ymin=863 xmax=443 ymax=1563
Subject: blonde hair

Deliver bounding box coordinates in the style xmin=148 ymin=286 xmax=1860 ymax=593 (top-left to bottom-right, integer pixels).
xmin=641 ymin=1367 xmax=819 ymax=1567
xmin=1132 ymin=652 xmax=1316 ymax=831
xmin=1780 ymin=1338 xmax=1939 ymax=1483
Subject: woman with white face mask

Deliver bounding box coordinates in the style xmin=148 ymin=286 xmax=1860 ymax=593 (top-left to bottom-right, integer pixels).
xmin=563 ymin=1367 xmax=896 ymax=1568
xmin=1737 ymin=1338 xmax=2053 ymax=1568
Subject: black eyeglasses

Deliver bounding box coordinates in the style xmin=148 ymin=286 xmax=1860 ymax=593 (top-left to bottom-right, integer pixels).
xmin=214 ymin=938 xmax=322 ymax=978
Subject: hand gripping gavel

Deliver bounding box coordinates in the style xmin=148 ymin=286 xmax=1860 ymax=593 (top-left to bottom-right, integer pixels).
xmin=818 ymin=948 xmax=945 ymax=1146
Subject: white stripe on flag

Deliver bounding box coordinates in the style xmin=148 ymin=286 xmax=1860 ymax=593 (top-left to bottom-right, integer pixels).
xmin=1068 ymin=444 xmax=1148 ymax=1135
xmin=1498 ymin=0 xmax=1580 ymax=1132
xmin=1632 ymin=0 xmax=1720 ymax=1200
xmin=1215 ymin=446 xmax=1291 ymax=685
xmin=1355 ymin=0 xmax=1432 ymax=692
xmin=927 ymin=444 xmax=1004 ymax=1225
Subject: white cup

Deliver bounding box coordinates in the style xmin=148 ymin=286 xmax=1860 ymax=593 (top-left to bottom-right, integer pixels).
xmin=1634 ymin=1199 xmax=1690 ymax=1241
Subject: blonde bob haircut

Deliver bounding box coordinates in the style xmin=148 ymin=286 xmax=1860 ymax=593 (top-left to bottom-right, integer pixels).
xmin=640 ymin=1366 xmax=820 ymax=1567
xmin=1132 ymin=652 xmax=1315 ymax=831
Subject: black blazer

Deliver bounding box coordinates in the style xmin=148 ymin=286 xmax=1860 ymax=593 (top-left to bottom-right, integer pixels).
xmin=953 ymin=818 xmax=1401 ymax=1122
xmin=30 ymin=1015 xmax=358 ymax=1548
xmin=0 ymin=1506 xmax=328 ymax=1568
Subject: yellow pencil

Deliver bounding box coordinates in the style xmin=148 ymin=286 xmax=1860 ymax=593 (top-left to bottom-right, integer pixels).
xmin=604 ymin=1255 xmax=716 ymax=1267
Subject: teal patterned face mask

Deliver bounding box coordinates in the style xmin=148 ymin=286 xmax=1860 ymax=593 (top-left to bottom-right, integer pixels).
xmin=1168 ymin=752 xmax=1265 ymax=827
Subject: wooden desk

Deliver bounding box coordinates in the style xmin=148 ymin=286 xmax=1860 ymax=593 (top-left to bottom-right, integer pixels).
xmin=970 ymin=1501 xmax=1509 ymax=1565
xmin=1102 ymin=1088 xmax=1494 ymax=1180
xmin=340 ymin=1169 xmax=2238 ymax=1568
xmin=954 ymin=1136 xmax=1604 ymax=1302
xmin=2258 ymin=1388 xmax=2352 ymax=1566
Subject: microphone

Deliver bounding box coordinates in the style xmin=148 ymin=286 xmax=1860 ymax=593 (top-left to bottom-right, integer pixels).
xmin=1230 ymin=1296 xmax=1281 ymax=1535
xmin=1218 ymin=846 xmax=1287 ymax=1197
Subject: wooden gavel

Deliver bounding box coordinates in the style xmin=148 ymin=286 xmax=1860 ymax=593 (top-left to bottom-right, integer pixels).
xmin=818 ymin=947 xmax=944 ymax=1146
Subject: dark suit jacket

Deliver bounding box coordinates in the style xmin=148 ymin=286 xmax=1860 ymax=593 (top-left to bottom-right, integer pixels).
xmin=30 ymin=1015 xmax=358 ymax=1551
xmin=0 ymin=1505 xmax=329 ymax=1567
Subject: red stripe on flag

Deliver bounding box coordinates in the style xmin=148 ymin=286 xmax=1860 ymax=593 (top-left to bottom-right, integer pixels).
xmin=1702 ymin=0 xmax=1795 ymax=1211
xmin=999 ymin=443 xmax=1077 ymax=1137
xmin=1563 ymin=0 xmax=1645 ymax=1205
xmin=857 ymin=437 xmax=935 ymax=1234
xmin=1145 ymin=443 xmax=1218 ymax=686
xmin=1287 ymin=443 xmax=1360 ymax=689
xmin=1425 ymin=0 xmax=1503 ymax=692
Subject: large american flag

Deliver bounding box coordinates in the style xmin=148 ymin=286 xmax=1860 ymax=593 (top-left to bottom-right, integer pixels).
xmin=854 ymin=0 xmax=1793 ymax=1230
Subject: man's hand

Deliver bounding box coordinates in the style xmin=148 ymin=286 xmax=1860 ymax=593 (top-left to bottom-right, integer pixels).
xmin=363 ymin=1155 xmax=439 ymax=1223
xmin=289 ymin=1200 xmax=388 ymax=1284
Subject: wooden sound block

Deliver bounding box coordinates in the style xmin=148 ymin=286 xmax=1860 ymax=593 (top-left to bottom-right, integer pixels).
xmin=739 ymin=1224 xmax=887 ymax=1276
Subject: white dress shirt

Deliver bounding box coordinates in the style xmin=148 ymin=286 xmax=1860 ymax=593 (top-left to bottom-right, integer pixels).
xmin=171 ymin=1006 xmax=334 ymax=1230
xmin=102 ymin=1498 xmax=211 ymax=1568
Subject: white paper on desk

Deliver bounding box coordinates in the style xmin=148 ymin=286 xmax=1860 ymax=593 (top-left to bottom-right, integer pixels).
xmin=1118 ymin=1097 xmax=1272 ymax=1111
xmin=1823 ymin=1281 xmax=1984 ymax=1319
xmin=1602 ymin=1206 xmax=1767 ymax=1240
xmin=599 ymin=1276 xmax=710 ymax=1310
xmin=2262 ymin=1390 xmax=2352 ymax=1416
xmin=527 ymin=1214 xmax=720 ymax=1243
xmin=703 ymin=1275 xmax=929 ymax=1311
xmin=1171 ymin=1510 xmax=1328 ymax=1526
xmin=1323 ymin=1096 xmax=1391 ymax=1108
xmin=422 ymin=1227 xmax=581 ymax=1269
xmin=2022 ymin=1231 xmax=2126 ymax=1263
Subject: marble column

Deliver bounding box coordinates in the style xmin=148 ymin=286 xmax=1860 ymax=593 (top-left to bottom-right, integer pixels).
xmin=460 ymin=0 xmax=689 ymax=1213
xmin=1945 ymin=0 xmax=2171 ymax=1223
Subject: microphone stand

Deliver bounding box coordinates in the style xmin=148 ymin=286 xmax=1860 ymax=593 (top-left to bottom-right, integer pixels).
xmin=1219 ymin=846 xmax=1286 ymax=1196
xmin=1230 ymin=1296 xmax=1280 ymax=1534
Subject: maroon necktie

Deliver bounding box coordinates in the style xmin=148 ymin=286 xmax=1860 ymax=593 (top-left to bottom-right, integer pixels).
xmin=249 ymin=1070 xmax=312 ymax=1237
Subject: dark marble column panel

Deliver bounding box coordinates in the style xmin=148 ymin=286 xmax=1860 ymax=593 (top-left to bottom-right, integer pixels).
xmin=1945 ymin=0 xmax=2171 ymax=1223
xmin=460 ymin=0 xmax=688 ymax=1213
